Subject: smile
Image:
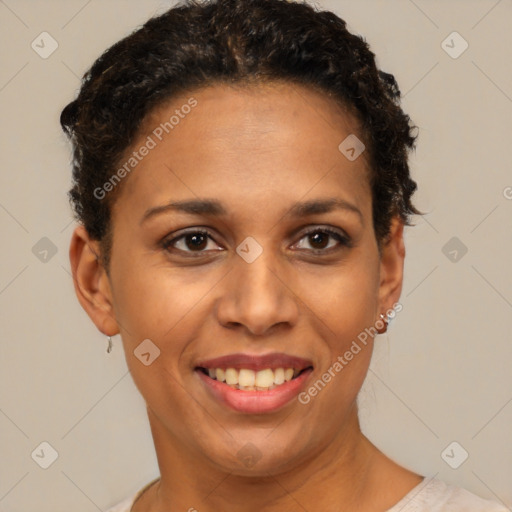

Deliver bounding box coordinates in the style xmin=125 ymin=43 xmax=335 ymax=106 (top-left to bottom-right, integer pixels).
xmin=197 ymin=366 xmax=311 ymax=391
xmin=194 ymin=353 xmax=314 ymax=413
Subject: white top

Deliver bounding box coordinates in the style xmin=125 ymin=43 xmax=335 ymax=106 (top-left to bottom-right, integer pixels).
xmin=105 ymin=476 xmax=508 ymax=512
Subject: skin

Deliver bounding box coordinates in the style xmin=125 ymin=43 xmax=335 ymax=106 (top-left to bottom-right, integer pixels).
xmin=70 ymin=81 xmax=423 ymax=511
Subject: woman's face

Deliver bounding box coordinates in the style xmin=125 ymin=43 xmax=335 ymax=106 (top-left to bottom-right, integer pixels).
xmin=73 ymin=81 xmax=405 ymax=476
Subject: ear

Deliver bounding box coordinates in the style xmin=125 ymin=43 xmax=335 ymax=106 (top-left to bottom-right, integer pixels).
xmin=69 ymin=225 xmax=119 ymax=336
xmin=377 ymin=216 xmax=405 ymax=316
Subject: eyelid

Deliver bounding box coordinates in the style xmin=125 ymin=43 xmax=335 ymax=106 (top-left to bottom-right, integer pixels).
xmin=296 ymin=225 xmax=350 ymax=241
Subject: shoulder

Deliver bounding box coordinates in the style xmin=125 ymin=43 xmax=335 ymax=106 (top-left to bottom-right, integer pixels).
xmin=104 ymin=477 xmax=160 ymax=512
xmin=104 ymin=494 xmax=137 ymax=512
xmin=388 ymin=477 xmax=509 ymax=512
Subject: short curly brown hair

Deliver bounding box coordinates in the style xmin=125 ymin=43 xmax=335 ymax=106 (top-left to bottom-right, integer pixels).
xmin=60 ymin=0 xmax=423 ymax=268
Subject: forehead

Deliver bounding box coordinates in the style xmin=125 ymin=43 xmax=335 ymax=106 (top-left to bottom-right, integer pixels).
xmin=113 ymin=81 xmax=371 ymax=223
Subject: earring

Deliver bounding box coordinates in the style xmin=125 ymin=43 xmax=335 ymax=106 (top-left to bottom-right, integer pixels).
xmin=106 ymin=336 xmax=113 ymax=353
xmin=378 ymin=313 xmax=389 ymax=334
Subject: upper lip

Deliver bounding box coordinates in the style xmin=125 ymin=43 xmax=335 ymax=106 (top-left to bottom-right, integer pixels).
xmin=195 ymin=352 xmax=313 ymax=371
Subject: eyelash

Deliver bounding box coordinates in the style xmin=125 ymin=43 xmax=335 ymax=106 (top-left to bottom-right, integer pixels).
xmin=161 ymin=226 xmax=352 ymax=257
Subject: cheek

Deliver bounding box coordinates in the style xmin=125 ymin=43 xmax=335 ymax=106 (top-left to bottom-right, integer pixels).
xmin=298 ymin=259 xmax=379 ymax=339
xmin=296 ymin=255 xmax=379 ymax=403
xmin=110 ymin=258 xmax=206 ymax=339
xmin=298 ymin=269 xmax=377 ymax=423
xmin=109 ymin=263 xmax=207 ymax=413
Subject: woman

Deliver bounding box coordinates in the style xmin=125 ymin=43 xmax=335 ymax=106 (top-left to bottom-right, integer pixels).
xmin=61 ymin=0 xmax=508 ymax=510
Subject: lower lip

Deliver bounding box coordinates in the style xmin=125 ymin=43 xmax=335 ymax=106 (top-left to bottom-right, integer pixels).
xmin=196 ymin=368 xmax=313 ymax=414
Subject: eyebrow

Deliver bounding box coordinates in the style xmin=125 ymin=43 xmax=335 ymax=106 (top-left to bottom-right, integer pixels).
xmin=140 ymin=197 xmax=363 ymax=225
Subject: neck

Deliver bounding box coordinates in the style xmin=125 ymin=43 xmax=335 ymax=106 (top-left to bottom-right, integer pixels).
xmin=139 ymin=404 xmax=399 ymax=512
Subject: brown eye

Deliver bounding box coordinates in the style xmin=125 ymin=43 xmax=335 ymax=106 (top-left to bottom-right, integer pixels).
xmin=307 ymin=232 xmax=330 ymax=250
xmin=162 ymin=230 xmax=222 ymax=254
xmin=294 ymin=227 xmax=350 ymax=253
xmin=182 ymin=232 xmax=208 ymax=251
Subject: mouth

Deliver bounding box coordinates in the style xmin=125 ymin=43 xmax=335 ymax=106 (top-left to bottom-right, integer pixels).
xmin=194 ymin=353 xmax=314 ymax=414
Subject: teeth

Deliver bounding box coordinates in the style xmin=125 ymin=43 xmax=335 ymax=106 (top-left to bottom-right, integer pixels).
xmin=204 ymin=367 xmax=305 ymax=390
xmin=274 ymin=368 xmax=285 ymax=385
xmin=238 ymin=369 xmax=255 ymax=387
xmin=255 ymin=368 xmax=274 ymax=388
xmin=225 ymin=368 xmax=238 ymax=385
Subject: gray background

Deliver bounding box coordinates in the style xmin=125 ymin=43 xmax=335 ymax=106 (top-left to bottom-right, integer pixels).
xmin=0 ymin=0 xmax=511 ymax=510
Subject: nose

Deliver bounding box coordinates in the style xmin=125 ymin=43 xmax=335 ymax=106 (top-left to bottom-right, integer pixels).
xmin=215 ymin=249 xmax=300 ymax=336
